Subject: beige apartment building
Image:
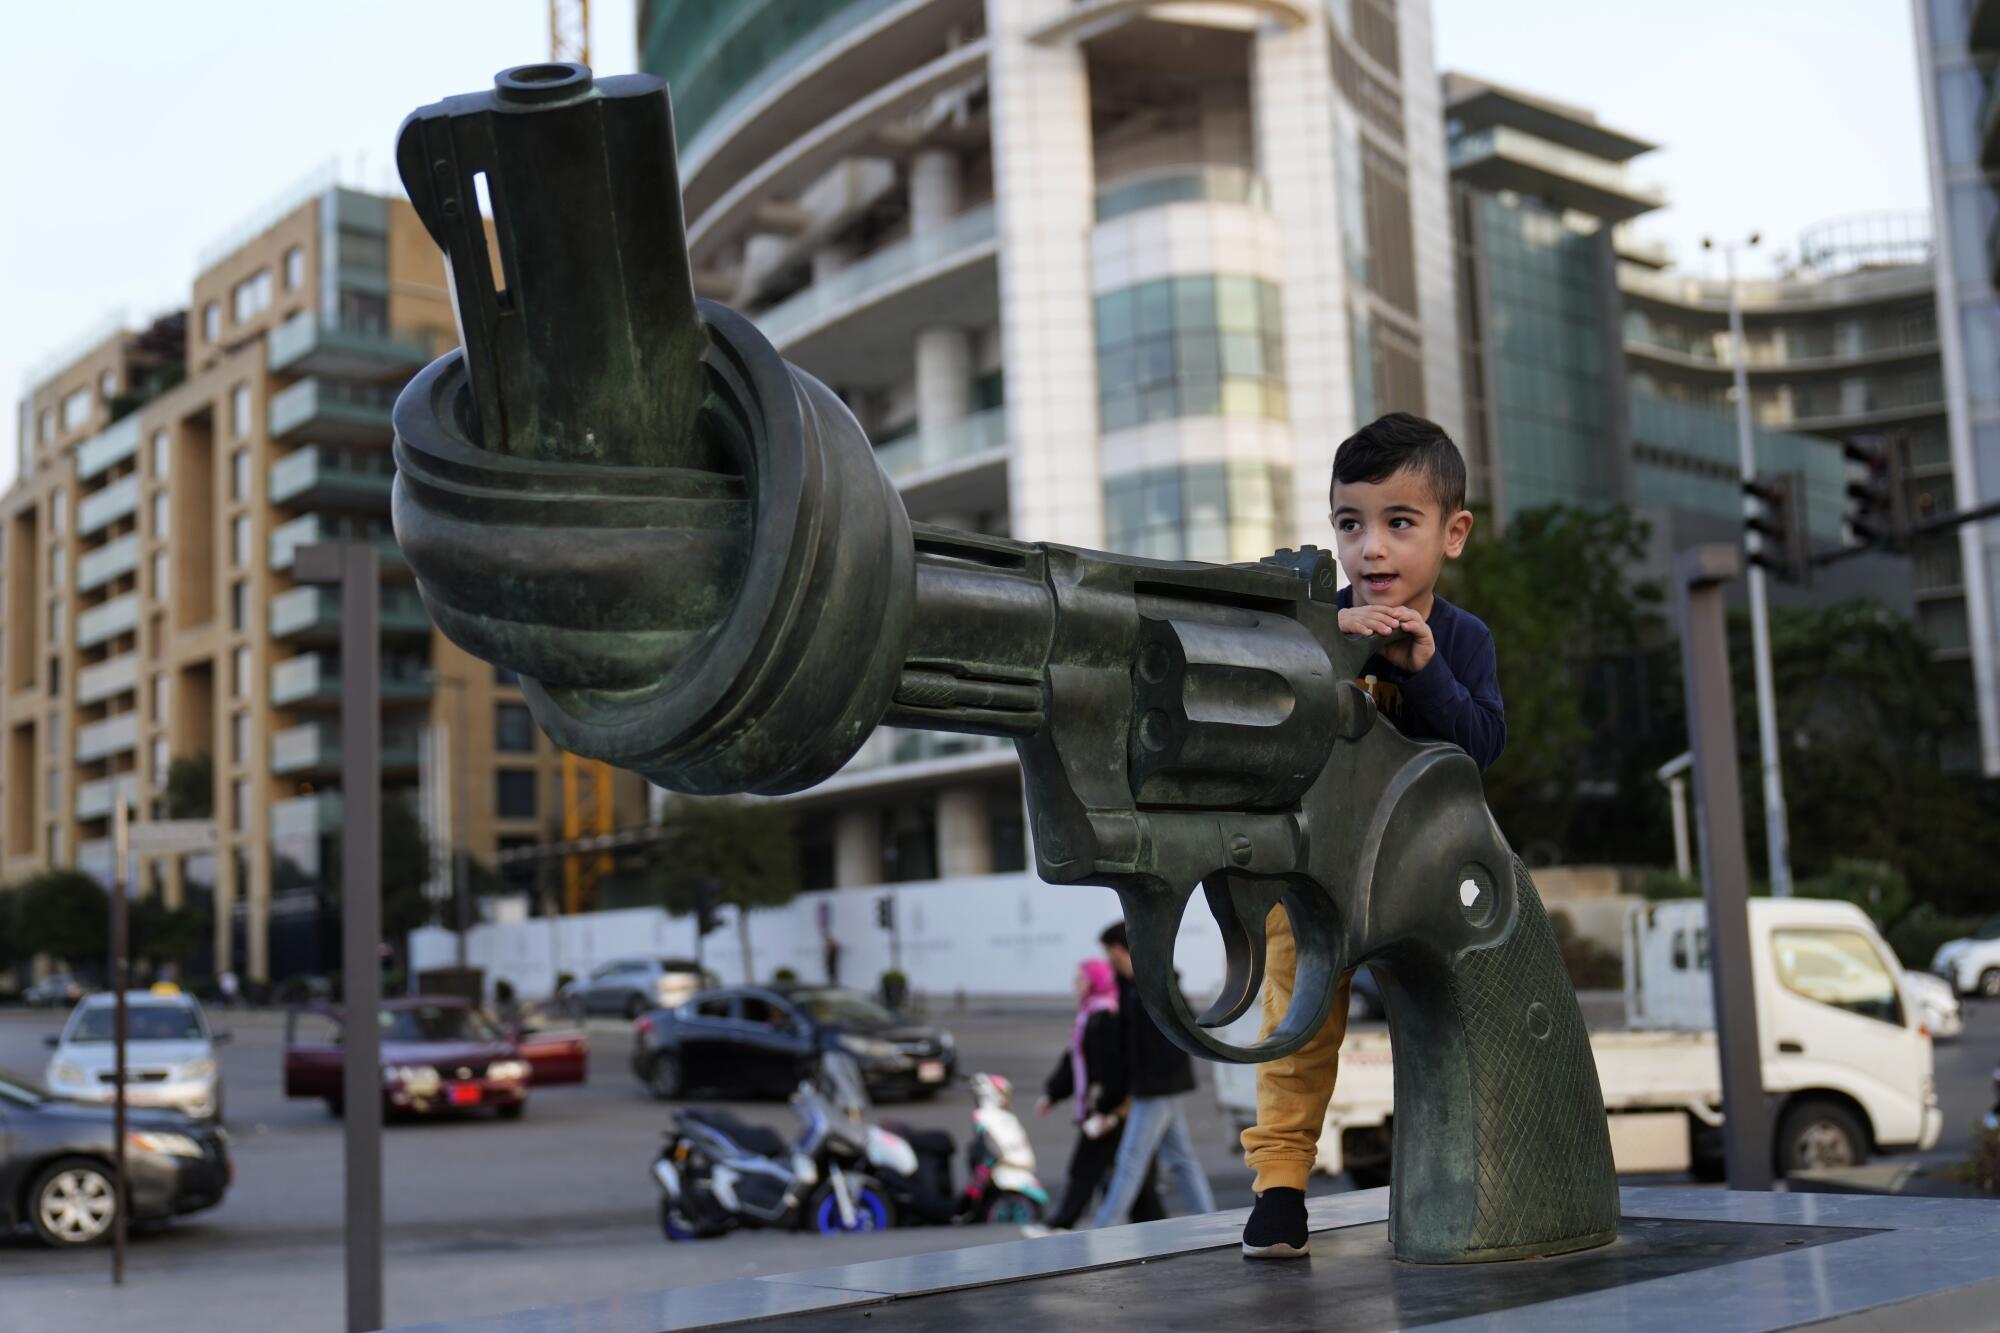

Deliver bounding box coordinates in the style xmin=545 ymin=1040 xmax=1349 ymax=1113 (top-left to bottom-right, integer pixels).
xmin=9 ymin=178 xmax=646 ymax=982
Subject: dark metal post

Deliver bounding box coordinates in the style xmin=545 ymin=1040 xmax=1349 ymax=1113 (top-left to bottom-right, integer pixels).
xmin=110 ymin=794 xmax=129 ymax=1284
xmin=302 ymin=542 xmax=383 ymax=1331
xmin=1675 ymin=544 xmax=1774 ymax=1191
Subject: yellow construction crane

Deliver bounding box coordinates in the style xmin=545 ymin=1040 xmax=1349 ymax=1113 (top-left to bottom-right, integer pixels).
xmin=547 ymin=0 xmax=613 ymax=913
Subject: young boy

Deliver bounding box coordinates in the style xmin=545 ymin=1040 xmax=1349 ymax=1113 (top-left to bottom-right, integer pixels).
xmin=1239 ymin=411 xmax=1506 ymax=1259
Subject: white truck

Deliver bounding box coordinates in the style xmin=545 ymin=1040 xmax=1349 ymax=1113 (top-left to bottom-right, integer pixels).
xmin=1931 ymin=915 xmax=2000 ymax=998
xmin=1214 ymin=897 xmax=1943 ymax=1184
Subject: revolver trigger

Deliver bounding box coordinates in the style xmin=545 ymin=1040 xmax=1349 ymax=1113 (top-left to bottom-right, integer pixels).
xmin=1196 ymin=878 xmax=1285 ymax=1029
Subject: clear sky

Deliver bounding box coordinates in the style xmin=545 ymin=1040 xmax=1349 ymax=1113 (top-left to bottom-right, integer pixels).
xmin=1 ymin=0 xmax=1929 ymax=488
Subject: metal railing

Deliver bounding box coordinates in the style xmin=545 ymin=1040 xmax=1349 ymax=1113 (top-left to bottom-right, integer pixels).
xmin=756 ymin=204 xmax=996 ymax=349
xmin=1095 ymin=166 xmax=1268 ymax=223
xmin=874 ymin=407 xmax=1007 ymax=480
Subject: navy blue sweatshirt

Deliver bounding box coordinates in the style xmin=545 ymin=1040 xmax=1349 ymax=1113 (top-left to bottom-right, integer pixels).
xmin=1336 ymin=587 xmax=1507 ymax=772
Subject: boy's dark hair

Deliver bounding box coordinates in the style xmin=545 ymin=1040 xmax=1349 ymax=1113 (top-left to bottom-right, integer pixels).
xmin=1330 ymin=412 xmax=1466 ymax=516
xmin=1099 ymin=921 xmax=1128 ymax=951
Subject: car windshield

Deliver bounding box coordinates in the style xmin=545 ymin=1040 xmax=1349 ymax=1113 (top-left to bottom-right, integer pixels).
xmin=0 ymin=1067 xmax=49 ymax=1106
xmin=67 ymin=1004 xmax=203 ymax=1042
xmin=381 ymin=1004 xmax=499 ymax=1044
xmin=790 ymin=989 xmax=896 ymax=1027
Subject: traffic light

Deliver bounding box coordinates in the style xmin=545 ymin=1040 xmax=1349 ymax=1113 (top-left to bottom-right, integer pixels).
xmin=875 ymin=893 xmax=894 ymax=931
xmin=693 ymin=878 xmax=724 ymax=936
xmin=1841 ymin=437 xmax=1909 ymax=551
xmin=1743 ymin=471 xmax=1810 ymax=585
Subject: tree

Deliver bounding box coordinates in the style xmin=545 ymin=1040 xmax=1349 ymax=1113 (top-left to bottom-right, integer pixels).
xmin=164 ymin=753 xmax=214 ymax=819
xmin=649 ymin=796 xmax=802 ymax=977
xmin=1438 ymin=506 xmax=1665 ymax=860
xmin=11 ymin=870 xmax=110 ymax=973
xmin=324 ymin=793 xmax=437 ymax=941
xmin=130 ymin=894 xmax=209 ymax=975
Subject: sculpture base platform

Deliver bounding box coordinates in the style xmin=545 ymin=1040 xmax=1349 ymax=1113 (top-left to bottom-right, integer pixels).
xmin=401 ymin=1187 xmax=2000 ymax=1332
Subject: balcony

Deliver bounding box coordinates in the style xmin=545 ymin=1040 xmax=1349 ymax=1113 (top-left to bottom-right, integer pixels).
xmin=876 ymin=408 xmax=1008 ymax=486
xmin=76 ymin=773 xmax=141 ymax=822
xmin=268 ymin=378 xmax=397 ymax=444
xmin=272 ymin=790 xmax=342 ymax=840
xmin=76 ymin=712 xmax=140 ymax=764
xmin=76 ymin=415 xmax=142 ymax=482
xmin=76 ymin=592 xmax=140 ymax=649
xmin=270 ymin=514 xmax=402 ymax=572
xmin=267 ymin=311 xmax=431 ymax=380
xmin=269 ymin=584 xmax=431 ymax=642
xmin=755 ymin=203 xmax=997 ymax=355
xmin=77 ymin=474 xmax=141 ymax=536
xmin=76 ymin=838 xmax=114 ymax=888
xmin=1095 ymin=166 xmax=1268 ymax=224
xmin=269 ymin=445 xmax=394 ymax=510
xmin=272 ymin=721 xmax=420 ymax=777
xmin=76 ymin=533 xmax=141 ymax=592
xmin=1449 ymin=125 xmax=1665 ymax=222
xmin=76 ymin=653 xmax=139 ymax=706
xmin=271 ymin=653 xmax=431 ymax=708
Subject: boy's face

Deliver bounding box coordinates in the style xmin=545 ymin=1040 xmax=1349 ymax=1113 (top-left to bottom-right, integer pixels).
xmin=1329 ymin=469 xmax=1473 ymax=611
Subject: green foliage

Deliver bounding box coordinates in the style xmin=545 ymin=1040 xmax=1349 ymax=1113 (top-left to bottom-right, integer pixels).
xmin=1637 ymin=869 xmax=1701 ymax=901
xmin=772 ymin=966 xmax=799 ymax=983
xmin=164 ymin=754 xmax=215 ymax=820
xmin=1549 ymin=910 xmax=1622 ymax=989
xmin=1793 ymin=858 xmax=1912 ymax=932
xmin=129 ymin=894 xmax=208 ymax=970
xmin=1439 ymin=506 xmax=1663 ymax=857
xmin=649 ymin=797 xmax=803 ymax=917
xmin=1884 ymin=903 xmax=1986 ymax=972
xmin=325 ymin=793 xmax=436 ymax=939
xmin=10 ymin=870 xmax=110 ymax=967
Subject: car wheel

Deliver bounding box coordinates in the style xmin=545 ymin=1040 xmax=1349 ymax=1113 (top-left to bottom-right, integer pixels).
xmin=498 ymin=1102 xmax=525 ymax=1121
xmin=1777 ymin=1099 xmax=1867 ymax=1176
xmin=1980 ymin=968 xmax=2000 ymax=999
xmin=30 ymin=1157 xmax=118 ymax=1247
xmin=624 ymin=994 xmax=646 ymax=1021
xmin=648 ymin=1053 xmax=682 ymax=1101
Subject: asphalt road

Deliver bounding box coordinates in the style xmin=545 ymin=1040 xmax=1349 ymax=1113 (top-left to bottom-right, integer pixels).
xmin=0 ymin=996 xmax=1992 ymax=1332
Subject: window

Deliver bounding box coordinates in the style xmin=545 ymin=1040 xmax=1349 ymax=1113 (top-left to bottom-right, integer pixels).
xmin=689 ymin=995 xmax=733 ymax=1020
xmin=232 ymin=448 xmax=251 ymax=500
xmin=38 ymin=409 xmax=53 ymax=443
xmin=49 ymin=600 xmax=63 ymax=644
xmin=495 ymin=769 xmax=537 ymax=819
xmin=1095 ymin=275 xmax=1287 ymax=432
xmin=152 ymin=551 xmax=168 ymax=599
xmin=1104 ymin=462 xmax=1293 ymax=563
xmin=61 ymin=386 xmax=92 ymax=432
xmin=1773 ymin=929 xmax=1903 ymax=1026
xmin=233 ymin=646 xmax=252 ymax=698
xmin=284 ymin=245 xmax=306 ymax=292
xmin=231 ymin=385 xmax=252 ymax=441
xmin=494 ymin=703 xmax=535 ymax=752
xmin=100 ymin=369 xmax=117 ymax=401
xmin=232 ymin=269 xmax=273 ymax=324
xmin=230 ymin=580 xmax=248 ymax=632
xmin=232 ymin=778 xmax=250 ymax=833
xmin=232 ymin=713 xmax=250 ymax=766
xmin=50 ymin=543 xmax=63 ymax=588
xmin=233 ymin=515 xmax=252 ymax=567
xmin=50 ymin=486 xmax=66 ymax=533
xmin=46 ymin=768 xmax=60 ymax=814
xmin=151 ymin=674 xmax=167 ymax=723
xmin=152 ymin=492 xmax=170 ymax=539
xmin=153 ymin=736 xmax=169 ymax=785
xmin=151 ymin=429 xmax=170 ymax=478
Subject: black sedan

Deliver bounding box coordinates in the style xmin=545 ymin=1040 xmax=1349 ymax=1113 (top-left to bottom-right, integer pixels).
xmin=631 ymin=986 xmax=955 ymax=1102
xmin=0 ymin=1066 xmax=230 ymax=1246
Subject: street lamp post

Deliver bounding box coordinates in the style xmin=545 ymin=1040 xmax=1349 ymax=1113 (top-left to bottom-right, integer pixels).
xmin=433 ymin=673 xmax=473 ymax=968
xmin=1703 ymin=232 xmax=1793 ymax=898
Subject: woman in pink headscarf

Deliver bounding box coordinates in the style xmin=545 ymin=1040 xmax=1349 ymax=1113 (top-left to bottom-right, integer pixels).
xmin=1029 ymin=958 xmax=1163 ymax=1233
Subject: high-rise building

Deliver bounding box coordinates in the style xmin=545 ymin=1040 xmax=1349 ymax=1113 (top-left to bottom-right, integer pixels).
xmin=8 ymin=175 xmax=647 ymax=982
xmin=1912 ymin=0 xmax=2000 ymax=776
xmin=639 ymin=0 xmax=1464 ymax=889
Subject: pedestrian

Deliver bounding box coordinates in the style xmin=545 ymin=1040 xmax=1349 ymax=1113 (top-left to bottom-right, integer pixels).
xmin=823 ymin=934 xmax=842 ymax=986
xmin=1028 ymin=958 xmax=1164 ymax=1234
xmin=218 ymin=968 xmax=240 ymax=1010
xmin=1089 ymin=921 xmax=1215 ymax=1227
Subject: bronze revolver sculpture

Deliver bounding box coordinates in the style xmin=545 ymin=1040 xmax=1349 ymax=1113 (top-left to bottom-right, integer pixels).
xmin=389 ymin=64 xmax=1617 ymax=1263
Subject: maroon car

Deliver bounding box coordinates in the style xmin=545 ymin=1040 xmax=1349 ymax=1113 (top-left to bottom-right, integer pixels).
xmin=283 ymin=995 xmax=586 ymax=1119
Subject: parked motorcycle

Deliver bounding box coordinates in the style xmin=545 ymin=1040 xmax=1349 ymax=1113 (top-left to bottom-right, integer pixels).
xmin=652 ymin=1052 xmax=893 ymax=1239
xmin=876 ymin=1073 xmax=1049 ymax=1226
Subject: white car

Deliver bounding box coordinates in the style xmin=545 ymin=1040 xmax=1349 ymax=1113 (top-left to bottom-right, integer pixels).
xmin=43 ymin=991 xmax=229 ymax=1121
xmin=1902 ymin=970 xmax=1963 ymax=1040
xmin=1930 ymin=917 xmax=2000 ymax=998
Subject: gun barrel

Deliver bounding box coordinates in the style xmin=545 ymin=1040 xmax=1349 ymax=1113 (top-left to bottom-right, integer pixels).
xmin=883 ymin=527 xmax=1055 ymax=739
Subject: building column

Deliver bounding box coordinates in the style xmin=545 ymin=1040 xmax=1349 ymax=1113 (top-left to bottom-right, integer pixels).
xmin=986 ymin=0 xmax=1103 ymax=546
xmin=163 ymin=855 xmax=185 ymax=911
xmin=915 ymin=327 xmax=973 ymax=435
xmin=834 ymin=807 xmax=883 ymax=888
xmin=213 ymin=849 xmax=237 ymax=979
xmin=935 ymin=787 xmax=993 ymax=879
xmin=909 ymin=148 xmax=962 ymax=233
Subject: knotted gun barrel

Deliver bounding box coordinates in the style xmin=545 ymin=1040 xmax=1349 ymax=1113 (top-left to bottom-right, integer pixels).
xmin=391 ymin=64 xmax=1618 ymax=1264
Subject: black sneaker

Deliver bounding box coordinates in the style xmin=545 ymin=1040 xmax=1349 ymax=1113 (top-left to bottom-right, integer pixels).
xmin=1241 ymin=1187 xmax=1309 ymax=1259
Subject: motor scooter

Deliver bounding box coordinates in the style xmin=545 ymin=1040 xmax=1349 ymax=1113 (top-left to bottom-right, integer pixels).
xmin=652 ymin=1052 xmax=893 ymax=1239
xmin=875 ymin=1073 xmax=1049 ymax=1225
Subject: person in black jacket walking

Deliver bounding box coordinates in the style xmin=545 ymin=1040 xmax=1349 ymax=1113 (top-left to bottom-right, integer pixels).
xmin=1031 ymin=957 xmax=1163 ymax=1232
xmin=1088 ymin=921 xmax=1217 ymax=1227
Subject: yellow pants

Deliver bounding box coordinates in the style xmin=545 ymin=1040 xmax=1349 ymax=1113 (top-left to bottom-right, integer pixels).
xmin=1239 ymin=904 xmax=1352 ymax=1193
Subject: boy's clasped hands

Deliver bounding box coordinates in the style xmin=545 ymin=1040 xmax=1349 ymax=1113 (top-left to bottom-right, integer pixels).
xmin=1336 ymin=603 xmax=1435 ymax=674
